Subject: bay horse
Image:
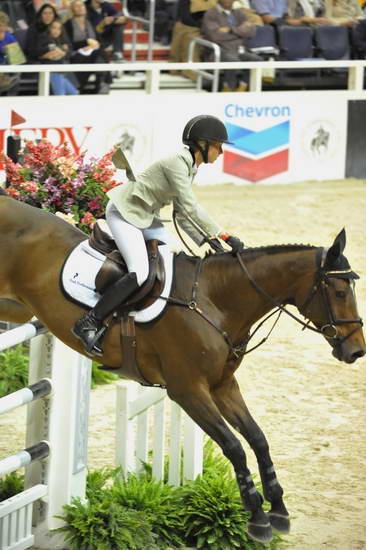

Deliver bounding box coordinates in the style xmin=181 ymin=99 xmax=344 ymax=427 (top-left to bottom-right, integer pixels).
xmin=0 ymin=189 xmax=365 ymax=543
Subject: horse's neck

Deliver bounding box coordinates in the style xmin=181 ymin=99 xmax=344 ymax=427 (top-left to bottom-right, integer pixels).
xmin=204 ymin=248 xmax=317 ymax=330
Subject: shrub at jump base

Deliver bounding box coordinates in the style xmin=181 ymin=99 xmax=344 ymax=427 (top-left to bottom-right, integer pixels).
xmin=56 ymin=496 xmax=159 ymax=550
xmin=111 ymin=472 xmax=186 ymax=549
xmin=57 ymin=445 xmax=283 ymax=550
xmin=0 ymin=345 xmax=29 ymax=398
xmin=0 ymin=473 xmax=24 ymax=502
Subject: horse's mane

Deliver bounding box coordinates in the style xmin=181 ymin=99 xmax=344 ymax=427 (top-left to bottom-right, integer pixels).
xmin=203 ymin=243 xmax=316 ymax=261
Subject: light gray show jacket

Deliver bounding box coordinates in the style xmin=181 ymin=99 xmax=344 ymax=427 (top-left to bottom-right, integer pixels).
xmin=107 ymin=147 xmax=222 ymax=245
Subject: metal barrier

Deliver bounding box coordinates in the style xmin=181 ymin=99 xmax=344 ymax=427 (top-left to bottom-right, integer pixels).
xmin=0 ymin=59 xmax=365 ymax=95
xmin=122 ymin=0 xmax=156 ymax=62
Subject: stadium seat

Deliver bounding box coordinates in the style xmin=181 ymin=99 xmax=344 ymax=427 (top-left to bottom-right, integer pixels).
xmin=314 ymin=25 xmax=351 ymax=60
xmin=247 ymin=25 xmax=279 ymax=59
xmin=278 ymin=26 xmax=314 ymax=60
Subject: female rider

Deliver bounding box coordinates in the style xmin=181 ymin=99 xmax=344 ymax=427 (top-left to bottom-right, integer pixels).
xmin=72 ymin=114 xmax=244 ymax=355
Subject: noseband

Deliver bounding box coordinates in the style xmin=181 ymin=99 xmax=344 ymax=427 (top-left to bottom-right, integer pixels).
xmin=299 ymin=248 xmax=363 ymax=345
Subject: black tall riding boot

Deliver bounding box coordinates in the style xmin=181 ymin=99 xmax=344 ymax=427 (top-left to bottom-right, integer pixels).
xmin=71 ymin=272 xmax=139 ymax=356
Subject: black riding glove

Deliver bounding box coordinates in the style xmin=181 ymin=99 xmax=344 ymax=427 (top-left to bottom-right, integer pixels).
xmin=207 ymin=238 xmax=225 ymax=253
xmin=226 ymin=236 xmax=245 ymax=255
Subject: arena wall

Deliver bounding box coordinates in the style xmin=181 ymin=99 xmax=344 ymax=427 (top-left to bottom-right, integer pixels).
xmin=0 ymin=91 xmax=365 ymax=185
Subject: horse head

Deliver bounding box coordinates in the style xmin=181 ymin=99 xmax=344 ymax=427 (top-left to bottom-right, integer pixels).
xmin=298 ymin=229 xmax=365 ymax=364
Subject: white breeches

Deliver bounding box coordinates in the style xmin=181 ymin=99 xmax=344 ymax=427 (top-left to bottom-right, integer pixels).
xmin=106 ymin=201 xmax=172 ymax=286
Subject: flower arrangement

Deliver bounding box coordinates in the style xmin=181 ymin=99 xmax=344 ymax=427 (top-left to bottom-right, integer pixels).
xmin=1 ymin=139 xmax=121 ymax=234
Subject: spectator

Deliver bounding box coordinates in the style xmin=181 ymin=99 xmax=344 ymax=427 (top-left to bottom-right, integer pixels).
xmin=0 ymin=11 xmax=20 ymax=95
xmin=201 ymin=0 xmax=263 ymax=91
xmin=37 ymin=19 xmax=79 ymax=94
xmin=25 ymin=3 xmax=60 ymax=62
xmin=249 ymin=0 xmax=306 ymax=25
xmin=232 ymin=0 xmax=265 ymax=24
xmin=86 ymin=0 xmax=127 ymax=62
xmin=287 ymin=0 xmax=333 ymax=24
xmin=64 ymin=0 xmax=112 ymax=93
xmin=169 ymin=0 xmax=216 ymax=79
xmin=323 ymin=0 xmax=363 ymax=25
xmin=153 ymin=0 xmax=178 ymax=45
xmin=32 ymin=0 xmax=71 ymax=22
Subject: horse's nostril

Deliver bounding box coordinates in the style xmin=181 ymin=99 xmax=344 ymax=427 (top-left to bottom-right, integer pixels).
xmin=351 ymin=349 xmax=366 ymax=361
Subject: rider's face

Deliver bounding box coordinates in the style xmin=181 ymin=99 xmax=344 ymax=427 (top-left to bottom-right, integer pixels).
xmin=207 ymin=141 xmax=224 ymax=163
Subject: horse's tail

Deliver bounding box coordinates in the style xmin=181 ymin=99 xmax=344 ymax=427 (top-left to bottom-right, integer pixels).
xmin=0 ymin=186 xmax=8 ymax=196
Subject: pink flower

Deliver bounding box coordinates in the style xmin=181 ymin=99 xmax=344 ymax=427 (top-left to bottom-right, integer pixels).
xmin=80 ymin=212 xmax=96 ymax=225
xmin=20 ymin=181 xmax=39 ymax=193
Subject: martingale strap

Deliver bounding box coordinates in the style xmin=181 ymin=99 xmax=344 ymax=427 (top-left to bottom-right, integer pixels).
xmin=160 ymin=257 xmax=282 ymax=359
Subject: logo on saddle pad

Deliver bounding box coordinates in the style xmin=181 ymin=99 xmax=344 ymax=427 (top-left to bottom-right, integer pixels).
xmin=61 ymin=240 xmax=174 ymax=324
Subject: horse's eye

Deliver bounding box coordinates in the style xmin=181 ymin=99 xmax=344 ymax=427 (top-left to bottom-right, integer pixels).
xmin=335 ymin=290 xmax=346 ymax=299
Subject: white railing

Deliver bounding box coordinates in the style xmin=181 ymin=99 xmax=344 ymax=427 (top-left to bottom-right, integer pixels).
xmin=1 ymin=59 xmax=365 ymax=95
xmin=116 ymin=382 xmax=203 ymax=486
xmin=0 ymin=328 xmax=91 ymax=550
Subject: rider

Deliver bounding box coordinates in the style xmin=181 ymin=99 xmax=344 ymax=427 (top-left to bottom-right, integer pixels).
xmin=71 ymin=114 xmax=245 ymax=355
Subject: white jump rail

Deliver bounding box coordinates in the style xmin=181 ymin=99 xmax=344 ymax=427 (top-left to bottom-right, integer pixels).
xmin=116 ymin=382 xmax=203 ymax=485
xmin=0 ymin=379 xmax=51 ymax=415
xmin=0 ymin=324 xmax=92 ymax=550
xmin=0 ymin=59 xmax=365 ymax=95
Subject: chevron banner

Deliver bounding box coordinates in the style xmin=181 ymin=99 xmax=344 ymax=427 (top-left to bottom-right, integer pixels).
xmin=223 ymin=120 xmax=290 ymax=183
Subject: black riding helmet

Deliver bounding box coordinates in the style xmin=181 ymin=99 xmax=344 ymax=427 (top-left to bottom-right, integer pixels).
xmin=182 ymin=115 xmax=232 ymax=163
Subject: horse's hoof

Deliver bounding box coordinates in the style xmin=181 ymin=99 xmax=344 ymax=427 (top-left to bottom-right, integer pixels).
xmin=248 ymin=520 xmax=273 ymax=543
xmin=269 ymin=512 xmax=291 ymax=534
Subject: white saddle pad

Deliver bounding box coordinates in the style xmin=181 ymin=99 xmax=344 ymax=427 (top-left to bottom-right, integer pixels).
xmin=61 ymin=240 xmax=174 ymax=323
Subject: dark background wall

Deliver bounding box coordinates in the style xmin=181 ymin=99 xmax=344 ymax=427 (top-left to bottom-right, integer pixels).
xmin=346 ymin=100 xmax=366 ymax=178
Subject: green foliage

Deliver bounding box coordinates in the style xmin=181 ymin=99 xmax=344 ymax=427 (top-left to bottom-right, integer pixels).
xmin=0 ymin=345 xmax=29 ymax=398
xmin=90 ymin=362 xmax=119 ymax=389
xmin=111 ymin=472 xmax=185 ymax=549
xmin=202 ymin=438 xmax=234 ymax=480
xmin=180 ymin=472 xmax=282 ymax=550
xmin=56 ymin=496 xmax=159 ymax=550
xmin=0 ymin=347 xmax=117 ymax=397
xmin=0 ymin=473 xmax=24 ymax=502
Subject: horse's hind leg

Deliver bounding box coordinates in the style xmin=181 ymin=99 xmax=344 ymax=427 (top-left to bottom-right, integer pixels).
xmin=0 ymin=299 xmax=33 ymax=323
xmin=212 ymin=375 xmax=290 ymax=534
xmin=167 ymin=382 xmax=273 ymax=543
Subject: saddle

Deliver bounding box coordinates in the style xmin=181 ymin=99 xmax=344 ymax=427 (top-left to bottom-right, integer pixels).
xmin=88 ymin=221 xmax=167 ymax=387
xmin=89 ymin=221 xmax=165 ymax=311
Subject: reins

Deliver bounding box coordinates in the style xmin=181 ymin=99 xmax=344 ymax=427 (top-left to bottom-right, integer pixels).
xmin=160 ymin=247 xmax=363 ymax=360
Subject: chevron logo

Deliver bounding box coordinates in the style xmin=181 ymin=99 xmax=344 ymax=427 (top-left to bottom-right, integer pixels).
xmin=223 ymin=120 xmax=290 ymax=182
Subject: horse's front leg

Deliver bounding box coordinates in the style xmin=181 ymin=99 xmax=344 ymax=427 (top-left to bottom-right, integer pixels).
xmin=166 ymin=381 xmax=273 ymax=543
xmin=212 ymin=374 xmax=290 ymax=534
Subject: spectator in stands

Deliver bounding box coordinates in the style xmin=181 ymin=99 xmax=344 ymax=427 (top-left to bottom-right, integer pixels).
xmin=36 ymin=19 xmax=79 ymax=94
xmin=323 ymin=0 xmax=363 ymax=25
xmin=0 ymin=11 xmax=20 ymax=95
xmin=169 ymin=0 xmax=216 ymax=79
xmin=25 ymin=3 xmax=60 ymax=62
xmin=249 ymin=0 xmax=306 ymax=25
xmin=287 ymin=0 xmax=333 ymax=24
xmin=201 ymin=0 xmax=263 ymax=91
xmin=232 ymin=0 xmax=264 ymax=24
xmin=153 ymin=0 xmax=178 ymax=45
xmin=64 ymin=0 xmax=112 ymax=93
xmin=33 ymin=0 xmax=71 ymax=22
xmin=86 ymin=0 xmax=127 ymax=62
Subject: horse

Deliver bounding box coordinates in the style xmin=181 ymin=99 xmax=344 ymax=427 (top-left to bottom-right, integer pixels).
xmin=0 ymin=189 xmax=365 ymax=543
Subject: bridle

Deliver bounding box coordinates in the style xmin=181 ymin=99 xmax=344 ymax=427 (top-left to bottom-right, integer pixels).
xmin=236 ymin=247 xmax=363 ymax=349
xmin=161 ymin=247 xmax=363 ymax=359
xmin=297 ymin=247 xmax=363 ymax=345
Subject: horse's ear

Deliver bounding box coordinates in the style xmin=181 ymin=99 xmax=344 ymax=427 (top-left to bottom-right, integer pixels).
xmin=325 ymin=228 xmax=346 ymax=265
